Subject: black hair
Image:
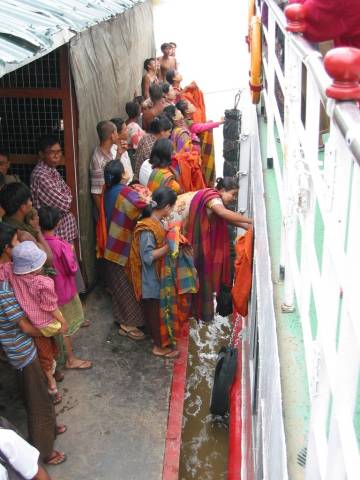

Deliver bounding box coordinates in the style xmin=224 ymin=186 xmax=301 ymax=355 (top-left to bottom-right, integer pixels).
xmin=38 ymin=206 xmax=61 ymax=231
xmin=133 ymin=95 xmax=144 ymax=105
xmin=110 ymin=117 xmax=125 ymax=133
xmin=104 ymin=160 xmax=125 ymax=188
xmin=149 ymin=138 xmax=173 ymax=168
xmin=149 ymin=84 xmax=163 ymax=102
xmin=0 ymin=223 xmax=17 ymax=255
xmin=163 ymin=105 xmax=176 ymax=127
xmin=0 ymin=182 xmax=31 ymax=216
xmin=148 ymin=115 xmax=172 ymax=135
xmin=97 ymin=121 xmax=116 ymax=142
xmin=144 ymin=58 xmax=155 ymax=71
xmin=125 ymin=101 xmax=140 ymax=119
xmin=161 ymin=82 xmax=170 ymax=95
xmin=175 ymin=99 xmax=188 ymax=117
xmin=142 ymin=186 xmax=177 ymax=218
xmin=161 ymin=43 xmax=171 ymax=53
xmin=0 ymin=148 xmax=8 ymax=158
xmin=166 ymin=69 xmax=176 ymax=85
xmin=38 ymin=134 xmax=61 ymax=153
xmin=215 ymin=177 xmax=239 ymax=191
xmin=169 ymin=42 xmax=177 ymax=48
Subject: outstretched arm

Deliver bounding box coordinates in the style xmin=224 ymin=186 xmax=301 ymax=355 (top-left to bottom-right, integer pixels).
xmin=211 ymin=203 xmax=252 ymax=227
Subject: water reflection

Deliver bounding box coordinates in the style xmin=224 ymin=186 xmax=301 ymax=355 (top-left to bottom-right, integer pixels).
xmin=179 ymin=316 xmax=231 ymax=480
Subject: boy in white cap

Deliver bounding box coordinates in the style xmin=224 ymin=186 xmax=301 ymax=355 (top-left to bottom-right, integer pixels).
xmin=0 ymin=241 xmax=67 ymax=397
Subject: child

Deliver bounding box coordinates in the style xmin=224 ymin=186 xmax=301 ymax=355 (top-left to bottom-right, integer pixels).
xmin=38 ymin=206 xmax=92 ymax=370
xmin=129 ymin=186 xmax=179 ymax=358
xmin=1 ymin=241 xmax=67 ymax=395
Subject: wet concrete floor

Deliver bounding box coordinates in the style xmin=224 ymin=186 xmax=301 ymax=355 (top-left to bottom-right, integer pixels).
xmin=0 ymin=287 xmax=173 ymax=480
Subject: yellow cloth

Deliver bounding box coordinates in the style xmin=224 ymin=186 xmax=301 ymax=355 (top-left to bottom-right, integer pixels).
xmin=39 ymin=320 xmax=62 ymax=337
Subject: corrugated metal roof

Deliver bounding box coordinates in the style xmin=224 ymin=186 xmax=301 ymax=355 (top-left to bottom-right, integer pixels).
xmin=0 ymin=0 xmax=146 ymax=77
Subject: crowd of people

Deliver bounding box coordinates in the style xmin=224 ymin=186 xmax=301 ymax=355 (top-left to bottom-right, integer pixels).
xmin=0 ymin=41 xmax=252 ymax=477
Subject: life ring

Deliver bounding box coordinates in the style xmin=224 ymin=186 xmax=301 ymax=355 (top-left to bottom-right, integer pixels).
xmin=249 ymin=15 xmax=262 ymax=104
xmin=246 ymin=0 xmax=256 ymax=47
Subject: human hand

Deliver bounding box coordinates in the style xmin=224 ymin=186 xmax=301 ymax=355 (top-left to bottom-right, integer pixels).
xmin=219 ymin=117 xmax=225 ymax=124
xmin=59 ymin=322 xmax=68 ymax=334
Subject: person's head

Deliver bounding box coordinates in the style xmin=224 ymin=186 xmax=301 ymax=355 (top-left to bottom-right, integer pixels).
xmin=38 ymin=135 xmax=62 ymax=167
xmin=149 ymin=84 xmax=164 ymax=104
xmin=169 ymin=42 xmax=177 ymax=56
xmin=125 ymin=101 xmax=141 ymax=120
xmin=38 ymin=206 xmax=61 ymax=232
xmin=215 ymin=177 xmax=239 ymax=205
xmin=0 ymin=149 xmax=10 ymax=176
xmin=104 ymin=160 xmax=125 ymax=188
xmin=176 ymin=99 xmax=195 ymax=119
xmin=110 ymin=117 xmax=128 ymax=141
xmin=160 ymin=43 xmax=172 ymax=56
xmin=96 ymin=120 xmax=118 ymax=144
xmin=161 ymin=82 xmax=170 ymax=96
xmin=166 ymin=69 xmax=182 ymax=85
xmin=148 ymin=115 xmax=172 ymax=138
xmin=24 ymin=207 xmax=39 ymax=228
xmin=0 ymin=223 xmax=18 ymax=259
xmin=0 ymin=182 xmax=32 ymax=217
xmin=149 ymin=138 xmax=173 ymax=168
xmin=142 ymin=186 xmax=177 ymax=219
xmin=144 ymin=58 xmax=156 ymax=72
xmin=12 ymin=241 xmax=47 ymax=276
xmin=164 ymin=105 xmax=183 ymax=127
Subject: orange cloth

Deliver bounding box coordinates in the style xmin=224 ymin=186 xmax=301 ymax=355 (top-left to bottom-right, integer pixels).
xmin=128 ymin=218 xmax=165 ymax=301
xmin=96 ymin=188 xmax=107 ymax=259
xmin=174 ymin=151 xmax=206 ymax=192
xmin=182 ymin=82 xmax=206 ymax=123
xmin=231 ymin=228 xmax=254 ymax=316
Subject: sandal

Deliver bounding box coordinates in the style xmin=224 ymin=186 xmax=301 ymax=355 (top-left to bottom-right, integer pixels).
xmin=56 ymin=424 xmax=67 ymax=435
xmin=44 ymin=450 xmax=67 ymax=466
xmin=65 ymin=359 xmax=92 ymax=370
xmin=81 ymin=319 xmax=91 ymax=328
xmin=152 ymin=349 xmax=179 ymax=359
xmin=119 ymin=326 xmax=145 ymax=341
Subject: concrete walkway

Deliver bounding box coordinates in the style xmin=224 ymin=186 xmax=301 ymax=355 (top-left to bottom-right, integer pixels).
xmin=0 ymin=287 xmax=173 ymax=480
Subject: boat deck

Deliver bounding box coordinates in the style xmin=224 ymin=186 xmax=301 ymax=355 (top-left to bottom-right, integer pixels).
xmin=0 ymin=287 xmax=173 ymax=480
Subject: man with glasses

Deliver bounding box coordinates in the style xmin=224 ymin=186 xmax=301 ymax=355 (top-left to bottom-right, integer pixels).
xmin=30 ymin=135 xmax=77 ymax=244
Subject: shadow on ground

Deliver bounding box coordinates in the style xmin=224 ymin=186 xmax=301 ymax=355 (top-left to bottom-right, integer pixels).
xmin=0 ymin=287 xmax=173 ymax=480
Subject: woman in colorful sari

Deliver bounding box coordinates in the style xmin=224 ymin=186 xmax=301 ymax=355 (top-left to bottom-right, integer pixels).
xmin=176 ymin=99 xmax=224 ymax=186
xmin=147 ymin=138 xmax=182 ymax=194
xmin=165 ymin=177 xmax=252 ymax=322
xmin=164 ymin=105 xmax=192 ymax=154
xmin=101 ymin=160 xmax=150 ymax=340
xmin=129 ymin=187 xmax=179 ymax=358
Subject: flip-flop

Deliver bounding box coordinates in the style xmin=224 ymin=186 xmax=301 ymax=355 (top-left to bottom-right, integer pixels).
xmin=56 ymin=424 xmax=67 ymax=435
xmin=152 ymin=349 xmax=179 ymax=359
xmin=65 ymin=360 xmax=92 ymax=370
xmin=118 ymin=326 xmax=145 ymax=341
xmin=81 ymin=319 xmax=91 ymax=328
xmin=44 ymin=450 xmax=67 ymax=466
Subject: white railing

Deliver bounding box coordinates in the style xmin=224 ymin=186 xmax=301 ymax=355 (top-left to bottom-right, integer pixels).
xmin=257 ymin=0 xmax=360 ymax=478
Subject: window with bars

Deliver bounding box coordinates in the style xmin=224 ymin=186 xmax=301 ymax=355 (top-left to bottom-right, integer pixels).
xmin=0 ymin=50 xmax=61 ymax=89
xmin=0 ymin=97 xmax=64 ymax=155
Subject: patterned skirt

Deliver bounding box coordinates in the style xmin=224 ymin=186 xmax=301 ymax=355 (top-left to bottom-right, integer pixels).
xmin=60 ymin=293 xmax=84 ymax=337
xmin=105 ymin=260 xmax=144 ymax=327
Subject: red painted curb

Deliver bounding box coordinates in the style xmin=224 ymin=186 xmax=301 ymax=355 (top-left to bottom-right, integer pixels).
xmin=162 ymin=321 xmax=190 ymax=480
xmin=228 ymin=314 xmax=243 ymax=480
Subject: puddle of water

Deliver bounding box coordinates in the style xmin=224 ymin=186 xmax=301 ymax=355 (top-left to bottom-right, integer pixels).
xmin=179 ymin=315 xmax=231 ymax=480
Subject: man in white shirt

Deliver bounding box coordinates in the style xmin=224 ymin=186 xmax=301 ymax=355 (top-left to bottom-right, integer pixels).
xmin=0 ymin=429 xmax=51 ymax=479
